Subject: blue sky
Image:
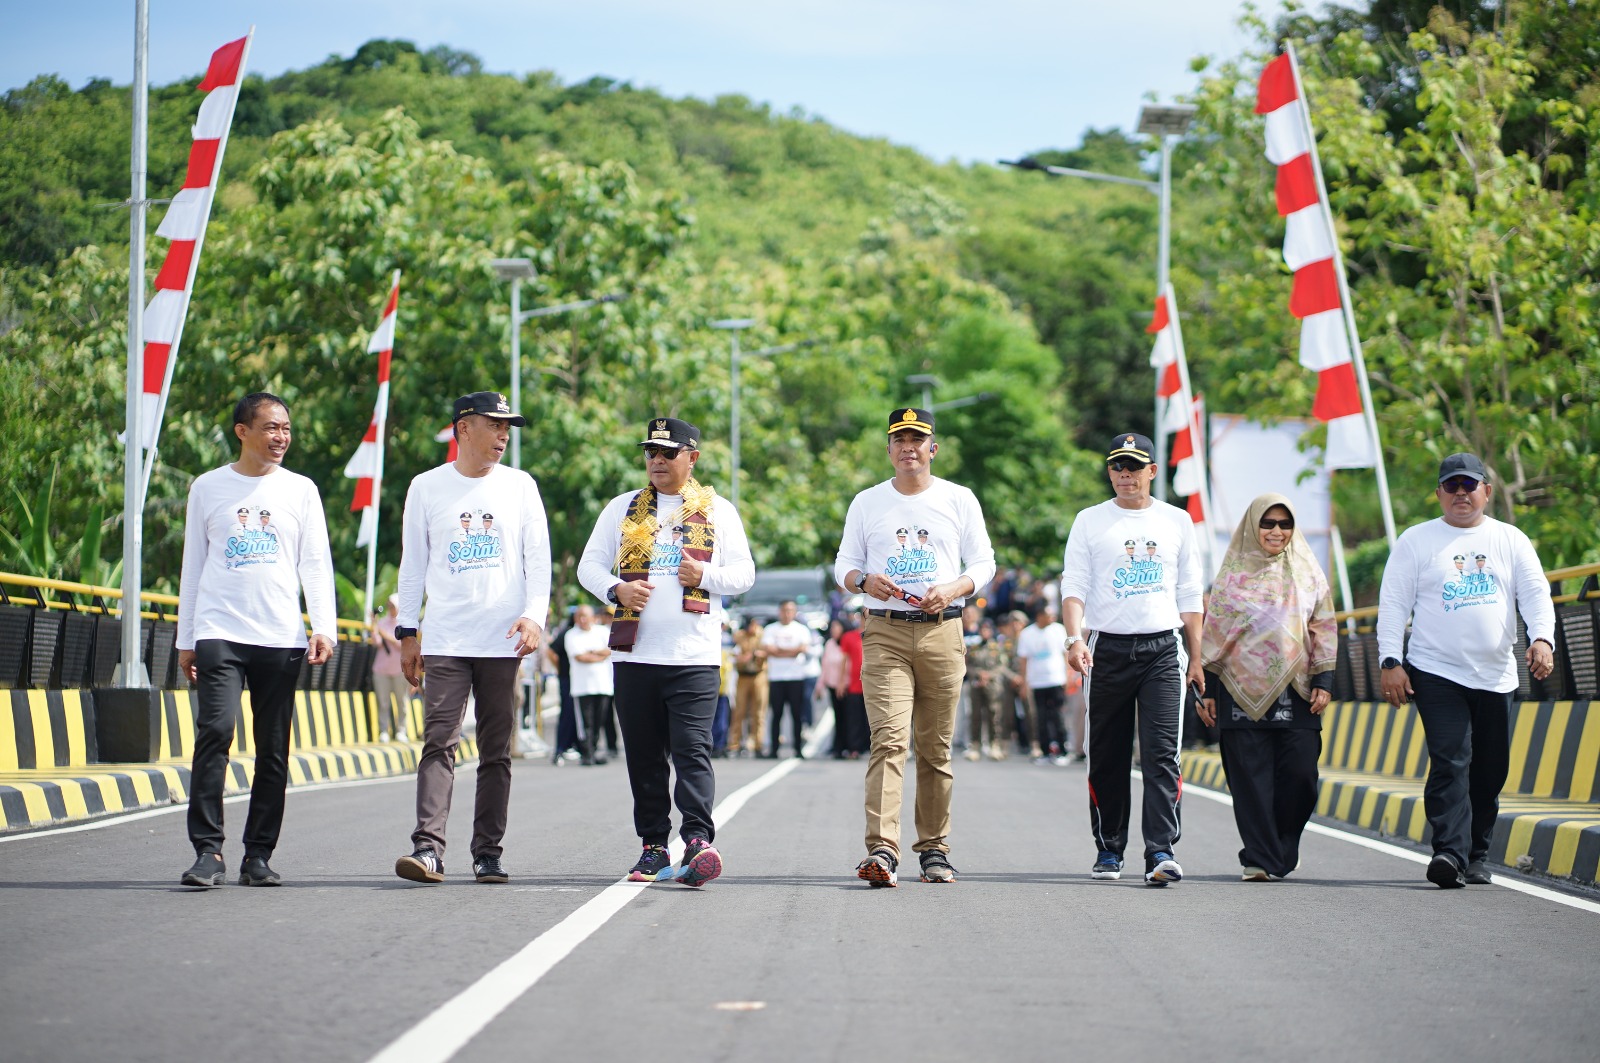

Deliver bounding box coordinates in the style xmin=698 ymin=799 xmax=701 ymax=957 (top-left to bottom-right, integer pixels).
xmin=3 ymin=1 xmax=1287 ymax=163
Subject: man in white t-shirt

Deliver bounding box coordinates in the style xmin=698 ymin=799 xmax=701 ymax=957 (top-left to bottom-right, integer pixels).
xmin=1061 ymin=431 xmax=1204 ymax=886
xmin=176 ymin=392 xmax=337 ymax=888
xmin=393 ymin=392 xmax=551 ymax=886
xmin=579 ymin=417 xmax=755 ymax=887
xmin=761 ymin=600 xmax=813 ymax=759
xmin=1016 ymin=605 xmax=1070 ymax=763
xmin=835 ymin=407 xmax=996 ymax=887
xmin=1377 ymin=452 xmax=1555 ymax=888
xmin=563 ymin=604 xmax=614 ymax=765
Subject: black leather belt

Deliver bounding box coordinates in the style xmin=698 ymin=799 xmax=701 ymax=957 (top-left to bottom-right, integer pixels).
xmin=865 ymin=607 xmax=962 ymax=623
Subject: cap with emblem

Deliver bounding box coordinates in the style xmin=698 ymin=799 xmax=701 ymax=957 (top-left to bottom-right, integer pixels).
xmin=1437 ymin=453 xmax=1489 ymax=484
xmin=453 ymin=391 xmax=526 ymax=427
xmin=1106 ymin=431 xmax=1156 ymax=465
xmin=637 ymin=416 xmax=700 ymax=450
xmin=887 ymin=408 xmax=935 ymax=435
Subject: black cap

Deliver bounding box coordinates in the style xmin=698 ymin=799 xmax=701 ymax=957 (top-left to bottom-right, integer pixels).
xmin=1107 ymin=432 xmax=1156 ymax=464
xmin=453 ymin=391 xmax=525 ymax=427
xmin=638 ymin=417 xmax=700 ymax=450
xmin=888 ymin=408 xmax=935 ymax=435
xmin=1438 ymin=453 xmax=1489 ymax=483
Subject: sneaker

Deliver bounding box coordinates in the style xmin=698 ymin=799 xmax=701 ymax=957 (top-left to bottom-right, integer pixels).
xmin=1427 ymin=852 xmax=1466 ymax=889
xmin=181 ymin=852 xmax=226 ymax=888
xmin=1464 ymin=859 xmax=1492 ymax=885
xmin=919 ymin=850 xmax=958 ymax=883
xmin=473 ymin=855 xmax=509 ymax=884
xmin=1090 ymin=851 xmax=1123 ymax=880
xmin=857 ymin=848 xmax=899 ymax=888
xmin=238 ymin=855 xmax=282 ymax=886
xmin=1241 ymin=866 xmax=1270 ymax=882
xmin=674 ymin=837 xmax=723 ymax=888
xmin=627 ymin=844 xmax=673 ymax=882
xmin=963 ymin=748 xmax=981 ymax=762
xmin=395 ymin=846 xmax=445 ymax=883
xmin=1145 ymin=852 xmax=1183 ymax=886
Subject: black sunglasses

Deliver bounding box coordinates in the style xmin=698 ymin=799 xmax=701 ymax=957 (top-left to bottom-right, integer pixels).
xmin=1108 ymin=459 xmax=1150 ymax=473
xmin=643 ymin=445 xmax=687 ymax=460
xmin=1259 ymin=517 xmax=1295 ymax=531
xmin=1440 ymin=476 xmax=1482 ymax=495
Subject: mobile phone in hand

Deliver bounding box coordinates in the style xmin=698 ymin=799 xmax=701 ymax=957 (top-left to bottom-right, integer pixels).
xmin=891 ymin=586 xmax=924 ymax=608
xmin=1188 ymin=680 xmax=1204 ymax=704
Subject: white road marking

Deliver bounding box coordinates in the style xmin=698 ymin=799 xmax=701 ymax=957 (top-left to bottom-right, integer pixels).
xmin=366 ymin=716 xmax=832 ymax=1063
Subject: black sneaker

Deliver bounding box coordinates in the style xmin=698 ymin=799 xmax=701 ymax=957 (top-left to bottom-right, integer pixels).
xmin=1464 ymin=859 xmax=1492 ymax=885
xmin=396 ymin=846 xmax=445 ymax=883
xmin=1428 ymin=852 xmax=1467 ymax=889
xmin=181 ymin=852 xmax=225 ymax=888
xmin=1145 ymin=851 xmax=1183 ymax=887
xmin=473 ymin=855 xmax=509 ymax=884
xmin=673 ymin=837 xmax=723 ymax=888
xmin=919 ymin=850 xmax=957 ymax=883
xmin=1090 ymin=851 xmax=1123 ymax=880
xmin=856 ymin=848 xmax=898 ymax=888
xmin=238 ymin=855 xmax=282 ymax=886
xmin=627 ymin=843 xmax=672 ymax=882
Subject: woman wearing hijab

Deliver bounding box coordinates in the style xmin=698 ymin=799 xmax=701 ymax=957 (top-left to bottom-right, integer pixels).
xmin=1197 ymin=493 xmax=1337 ymax=881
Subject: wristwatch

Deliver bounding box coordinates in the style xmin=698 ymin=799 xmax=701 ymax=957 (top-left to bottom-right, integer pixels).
xmin=1065 ymin=634 xmax=1083 ymax=648
xmin=1380 ymin=657 xmax=1401 ymax=670
xmin=853 ymin=572 xmax=868 ymax=593
xmin=395 ymin=626 xmax=418 ymax=640
xmin=606 ymin=585 xmax=620 ymax=605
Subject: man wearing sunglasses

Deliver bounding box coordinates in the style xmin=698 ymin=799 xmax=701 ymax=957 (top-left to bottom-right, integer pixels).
xmin=578 ymin=417 xmax=754 ymax=887
xmin=1376 ymin=452 xmax=1556 ymax=888
xmin=1060 ymin=432 xmax=1205 ymax=886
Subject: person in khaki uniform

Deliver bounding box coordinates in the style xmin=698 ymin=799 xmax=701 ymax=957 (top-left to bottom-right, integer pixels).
xmin=726 ymin=616 xmax=768 ymax=756
xmin=964 ymin=618 xmax=1014 ymax=760
xmin=835 ymin=407 xmax=996 ymax=887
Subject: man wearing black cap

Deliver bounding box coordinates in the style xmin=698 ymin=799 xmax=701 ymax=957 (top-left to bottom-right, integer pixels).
xmin=1376 ymin=452 xmax=1555 ymax=888
xmin=577 ymin=416 xmax=754 ymax=887
xmin=1060 ymin=431 xmax=1204 ymax=886
xmin=392 ymin=391 xmax=551 ymax=885
xmin=835 ymin=408 xmax=995 ymax=887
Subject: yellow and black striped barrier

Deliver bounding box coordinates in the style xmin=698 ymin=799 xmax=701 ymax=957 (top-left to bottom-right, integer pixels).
xmin=1183 ymin=698 xmax=1600 ymax=886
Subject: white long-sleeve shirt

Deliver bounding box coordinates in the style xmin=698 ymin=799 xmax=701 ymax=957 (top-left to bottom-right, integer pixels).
xmin=176 ymin=465 xmax=336 ymax=650
xmin=1059 ymin=498 xmax=1203 ymax=634
xmin=578 ymin=489 xmax=755 ymax=667
xmin=832 ymin=477 xmax=996 ymax=612
xmin=1377 ymin=515 xmax=1555 ymax=692
xmin=395 ymin=463 xmax=551 ymax=658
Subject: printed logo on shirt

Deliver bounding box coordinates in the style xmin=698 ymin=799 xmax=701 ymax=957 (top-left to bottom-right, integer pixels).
xmin=224 ymin=504 xmax=281 ymax=569
xmin=448 ymin=509 xmax=504 ymax=573
xmin=1442 ymin=551 xmax=1499 ymax=611
xmin=649 ymin=513 xmax=686 ymax=575
xmin=1110 ymin=538 xmax=1165 ymax=599
xmin=882 ymin=525 xmax=937 ymax=587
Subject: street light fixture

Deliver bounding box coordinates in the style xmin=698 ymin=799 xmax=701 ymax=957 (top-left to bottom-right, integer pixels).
xmin=930 ymin=391 xmax=998 ymax=413
xmin=906 ymin=373 xmax=942 ymax=411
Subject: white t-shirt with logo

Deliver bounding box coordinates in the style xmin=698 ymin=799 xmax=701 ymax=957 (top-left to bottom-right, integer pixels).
xmin=762 ymin=619 xmax=814 ymax=682
xmin=177 ymin=465 xmax=337 ymax=650
xmin=395 ymin=463 xmax=552 ymax=658
xmin=564 ymin=622 xmax=615 ymax=697
xmin=1059 ymin=498 xmax=1203 ymax=634
xmin=832 ymin=477 xmax=996 ymax=613
xmin=1377 ymin=516 xmax=1555 ymax=692
xmin=1016 ymin=621 xmax=1069 ymax=690
xmin=577 ymin=489 xmax=755 ymax=668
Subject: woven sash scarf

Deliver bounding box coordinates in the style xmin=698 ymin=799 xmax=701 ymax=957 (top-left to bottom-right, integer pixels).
xmin=608 ymin=479 xmax=716 ymax=651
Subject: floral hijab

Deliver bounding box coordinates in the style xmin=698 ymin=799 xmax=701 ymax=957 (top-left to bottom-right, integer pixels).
xmin=1200 ymin=493 xmax=1337 ymax=721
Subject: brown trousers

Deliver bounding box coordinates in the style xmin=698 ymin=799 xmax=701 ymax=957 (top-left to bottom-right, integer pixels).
xmin=861 ymin=614 xmax=965 ymax=859
xmin=412 ymin=655 xmax=518 ymax=859
xmin=727 ymin=674 xmax=768 ymax=753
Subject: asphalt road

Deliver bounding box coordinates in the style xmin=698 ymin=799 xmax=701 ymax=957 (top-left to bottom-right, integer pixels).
xmin=3 ymin=737 xmax=1597 ymax=1063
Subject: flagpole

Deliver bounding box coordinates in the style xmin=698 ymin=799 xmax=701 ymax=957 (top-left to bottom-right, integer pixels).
xmin=116 ymin=0 xmax=151 ymax=687
xmin=142 ymin=27 xmax=255 ymax=504
xmin=1286 ymin=42 xmax=1397 ymax=547
xmin=1164 ymin=283 xmax=1215 ymax=575
xmin=363 ymin=268 xmax=400 ymax=619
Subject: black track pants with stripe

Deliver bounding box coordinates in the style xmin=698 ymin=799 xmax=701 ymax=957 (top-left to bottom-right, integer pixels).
xmin=1084 ymin=631 xmax=1185 ymax=861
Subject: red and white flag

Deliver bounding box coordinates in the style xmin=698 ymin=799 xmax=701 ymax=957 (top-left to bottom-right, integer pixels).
xmin=344 ymin=272 xmax=400 ymax=549
xmin=138 ymin=33 xmax=251 ymax=452
xmin=1147 ymin=288 xmax=1211 ymax=528
xmin=435 ymin=424 xmax=458 ymax=464
xmin=1256 ymin=50 xmax=1374 ymax=468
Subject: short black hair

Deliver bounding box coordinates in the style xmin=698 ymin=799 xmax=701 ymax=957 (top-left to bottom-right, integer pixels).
xmin=233 ymin=392 xmax=289 ymax=427
xmin=779 ymin=599 xmax=797 ymax=608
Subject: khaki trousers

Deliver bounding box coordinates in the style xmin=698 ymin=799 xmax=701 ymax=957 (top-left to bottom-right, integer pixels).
xmin=728 ymin=674 xmax=768 ymax=753
xmin=861 ymin=614 xmax=965 ymax=859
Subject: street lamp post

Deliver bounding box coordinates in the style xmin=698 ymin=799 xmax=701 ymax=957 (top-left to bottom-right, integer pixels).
xmin=489 ymin=258 xmax=536 ymax=471
xmin=906 ymin=373 xmax=941 ymax=411
xmin=710 ymin=319 xmax=755 ymax=512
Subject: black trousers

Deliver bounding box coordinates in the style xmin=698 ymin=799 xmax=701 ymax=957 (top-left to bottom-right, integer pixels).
xmin=576 ymin=694 xmax=613 ymax=760
xmin=1218 ymin=726 xmax=1321 ymax=877
xmin=1032 ymin=685 xmax=1067 ymax=754
xmin=613 ymin=662 xmax=719 ymax=846
xmin=187 ymin=639 xmax=304 ymax=858
xmin=1409 ymin=665 xmax=1513 ymax=866
xmin=1084 ymin=631 xmax=1185 ymax=861
xmin=768 ymin=679 xmax=808 ymax=755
